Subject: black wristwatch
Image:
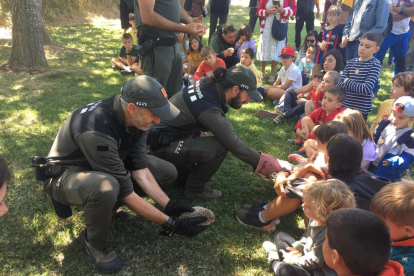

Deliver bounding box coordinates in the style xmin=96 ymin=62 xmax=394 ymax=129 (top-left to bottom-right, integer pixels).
xmin=400 ymin=5 xmax=405 ymax=15
xmin=161 ymin=217 xmax=175 ymax=236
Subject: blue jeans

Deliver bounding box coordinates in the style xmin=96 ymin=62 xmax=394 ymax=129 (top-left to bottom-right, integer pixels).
xmin=346 ymin=40 xmax=360 ymax=61
xmin=376 ymin=32 xmax=411 ymax=75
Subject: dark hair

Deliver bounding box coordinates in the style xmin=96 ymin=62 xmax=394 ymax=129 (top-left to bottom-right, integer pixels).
xmin=322 ymin=49 xmax=345 ymax=72
xmin=327 ymin=134 xmax=362 ymax=178
xmin=241 ymin=48 xmax=255 ymax=59
xmin=326 ymin=87 xmax=346 ymax=103
xmin=362 ymin=31 xmax=384 ymax=47
xmin=122 ymin=33 xmax=133 ymax=41
xmin=0 ymin=157 xmax=10 ymax=188
xmin=326 ymin=209 xmax=390 ymax=275
xmin=314 ymin=121 xmax=348 ymax=144
xmin=188 ymin=36 xmax=203 ymax=54
xmin=312 ymin=73 xmax=324 ymax=81
xmin=206 ymin=67 xmax=236 ymax=90
xmin=223 ymin=24 xmax=237 ymax=35
xmin=238 ymin=24 xmax=252 ymax=41
xmin=301 ymin=29 xmax=319 ymax=51
xmin=393 ymin=72 xmax=414 ymax=96
xmin=128 ymin=13 xmax=135 ymax=21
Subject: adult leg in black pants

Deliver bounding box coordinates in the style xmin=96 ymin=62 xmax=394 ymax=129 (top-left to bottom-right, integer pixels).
xmin=209 ymin=14 xmax=228 ymax=43
xmin=271 ymin=231 xmax=311 ymax=276
xmin=295 ymin=9 xmax=306 ymax=50
xmin=249 ymin=8 xmax=259 ymax=33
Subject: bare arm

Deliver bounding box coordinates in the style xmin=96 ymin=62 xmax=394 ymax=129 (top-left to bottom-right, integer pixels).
xmin=131 ymin=168 xmax=170 ymax=208
xmin=393 ymin=5 xmax=414 ymax=16
xmin=277 ymin=79 xmax=293 ymax=90
xmin=121 ymin=192 xmax=169 ymax=225
xmin=138 ymin=0 xmax=205 ymax=36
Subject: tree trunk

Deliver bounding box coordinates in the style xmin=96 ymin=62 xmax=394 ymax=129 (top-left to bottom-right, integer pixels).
xmin=8 ymin=0 xmax=49 ymax=72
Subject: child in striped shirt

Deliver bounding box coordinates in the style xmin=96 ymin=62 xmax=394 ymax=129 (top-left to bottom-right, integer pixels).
xmin=337 ymin=31 xmax=383 ymax=120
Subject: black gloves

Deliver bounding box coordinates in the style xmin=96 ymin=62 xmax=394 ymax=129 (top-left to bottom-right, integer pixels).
xmin=164 ymin=200 xmax=194 ymax=217
xmin=173 ymin=216 xmax=208 ymax=237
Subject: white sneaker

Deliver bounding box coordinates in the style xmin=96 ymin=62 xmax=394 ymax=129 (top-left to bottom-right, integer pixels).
xmin=262 ymin=241 xmax=280 ymax=262
xmin=123 ymin=66 xmax=132 ymax=72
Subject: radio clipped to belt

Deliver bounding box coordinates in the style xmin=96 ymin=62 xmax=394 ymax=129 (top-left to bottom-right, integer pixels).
xmin=32 ymin=156 xmax=74 ymax=181
xmin=137 ymin=30 xmax=177 ymax=56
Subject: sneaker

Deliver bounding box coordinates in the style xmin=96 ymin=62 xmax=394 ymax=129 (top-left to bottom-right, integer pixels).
xmin=184 ymin=184 xmax=223 ymax=200
xmin=121 ymin=69 xmax=134 ymax=76
xmin=288 ymin=154 xmax=309 ymax=164
xmin=257 ymin=109 xmax=278 ymax=119
xmin=287 ymin=138 xmax=303 ymax=146
xmin=85 ymin=233 xmax=122 ymax=273
xmin=236 ymin=209 xmax=275 ymax=230
xmin=273 ymin=114 xmax=285 ymax=124
xmin=112 ymin=65 xmax=122 ymax=71
xmin=262 ymin=241 xmax=280 ymax=262
xmin=241 ymin=202 xmax=267 ymax=212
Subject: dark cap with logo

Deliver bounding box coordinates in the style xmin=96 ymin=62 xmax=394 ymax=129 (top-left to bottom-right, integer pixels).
xmin=121 ymin=75 xmax=180 ymax=121
xmin=224 ymin=65 xmax=263 ymax=102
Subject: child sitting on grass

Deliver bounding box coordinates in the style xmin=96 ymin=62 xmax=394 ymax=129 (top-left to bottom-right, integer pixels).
xmin=292 ymin=87 xmax=345 ymax=141
xmin=334 ymin=109 xmax=378 ymax=170
xmin=371 ymin=181 xmax=414 ymax=275
xmin=371 ymin=96 xmax=414 ymax=182
xmin=371 ymin=72 xmax=414 ymax=134
xmin=111 ymin=33 xmax=141 ymax=75
xmin=187 ymin=36 xmax=203 ymax=76
xmin=262 ymin=180 xmax=356 ymax=276
xmin=126 ymin=13 xmax=137 ymax=45
xmin=337 ymin=31 xmax=383 ymax=120
xmin=299 ymin=45 xmax=317 ymax=85
xmin=323 ymin=209 xmax=404 ymax=276
xmin=239 ymin=48 xmax=262 ymax=88
xmin=193 ymin=46 xmax=225 ymax=81
xmin=235 ymin=24 xmax=256 ymax=59
xmin=264 ymin=46 xmax=302 ymax=100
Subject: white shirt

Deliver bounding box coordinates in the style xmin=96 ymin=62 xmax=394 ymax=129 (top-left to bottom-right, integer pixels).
xmin=389 ymin=0 xmax=410 ymax=35
xmin=349 ymin=0 xmax=371 ymax=41
xmin=278 ymin=62 xmax=302 ymax=90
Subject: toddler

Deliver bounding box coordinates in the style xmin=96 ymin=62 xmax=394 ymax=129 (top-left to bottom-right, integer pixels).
xmin=295 ymin=30 xmax=318 ymax=67
xmin=263 ymin=180 xmax=356 ymax=276
xmin=371 ymin=181 xmax=414 ymax=275
xmin=235 ymin=24 xmax=256 ymax=59
xmin=323 ymin=209 xmax=404 ymax=276
xmin=193 ymin=46 xmax=225 ymax=81
xmin=299 ymin=45 xmax=317 ymax=85
xmin=371 ymin=96 xmax=414 ymax=182
xmin=371 ymin=72 xmax=414 ymax=134
xmin=239 ymin=48 xmax=262 ymax=88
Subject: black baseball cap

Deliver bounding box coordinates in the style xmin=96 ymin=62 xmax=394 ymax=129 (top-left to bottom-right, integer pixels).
xmin=225 ymin=65 xmax=263 ymax=102
xmin=121 ymin=76 xmax=180 ymax=121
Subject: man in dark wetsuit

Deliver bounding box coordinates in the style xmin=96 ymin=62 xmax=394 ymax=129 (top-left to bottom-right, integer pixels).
xmin=43 ymin=76 xmax=208 ymax=273
xmin=147 ymin=65 xmax=293 ymax=200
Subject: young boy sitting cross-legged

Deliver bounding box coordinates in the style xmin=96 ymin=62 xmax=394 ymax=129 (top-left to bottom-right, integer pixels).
xmin=292 ymin=87 xmax=345 ymax=141
xmin=323 ymin=209 xmax=404 ymax=276
xmin=371 ymin=181 xmax=414 ymax=275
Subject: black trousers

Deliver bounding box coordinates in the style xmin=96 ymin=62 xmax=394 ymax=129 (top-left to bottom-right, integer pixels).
xmin=209 ymin=14 xmax=228 ymax=43
xmin=149 ymin=136 xmax=228 ymax=192
xmin=271 ymin=231 xmax=312 ymax=276
xmin=249 ymin=8 xmax=259 ymax=33
xmin=119 ymin=0 xmax=134 ymax=29
xmin=295 ymin=9 xmax=315 ymax=49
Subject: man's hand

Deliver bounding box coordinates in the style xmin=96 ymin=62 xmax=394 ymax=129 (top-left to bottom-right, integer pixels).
xmin=184 ymin=21 xmax=206 ymax=37
xmin=173 ymin=216 xmax=208 ymax=237
xmin=191 ymin=15 xmax=203 ymax=24
xmin=164 ymin=200 xmax=194 ymax=216
xmin=224 ymin=48 xmax=235 ymax=57
xmin=281 ymin=247 xmax=302 ymax=264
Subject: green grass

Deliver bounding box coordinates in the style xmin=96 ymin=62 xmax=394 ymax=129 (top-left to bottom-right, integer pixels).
xmin=0 ymin=4 xmax=394 ymax=276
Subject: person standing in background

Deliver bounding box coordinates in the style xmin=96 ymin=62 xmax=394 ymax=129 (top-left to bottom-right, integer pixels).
xmin=295 ymin=0 xmax=320 ymax=50
xmin=248 ymin=0 xmax=260 ymax=33
xmin=209 ymin=0 xmax=230 ymax=43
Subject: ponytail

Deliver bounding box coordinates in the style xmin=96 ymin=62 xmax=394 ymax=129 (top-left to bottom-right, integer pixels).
xmin=206 ymin=67 xmax=235 ymax=90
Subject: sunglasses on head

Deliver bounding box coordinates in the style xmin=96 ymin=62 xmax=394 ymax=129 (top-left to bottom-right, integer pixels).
xmin=306 ymin=39 xmax=315 ymax=43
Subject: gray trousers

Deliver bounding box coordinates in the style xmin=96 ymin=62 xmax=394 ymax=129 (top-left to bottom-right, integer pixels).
xmin=149 ymin=136 xmax=228 ymax=193
xmin=43 ymin=155 xmax=177 ymax=249
xmin=141 ymin=43 xmax=183 ymax=98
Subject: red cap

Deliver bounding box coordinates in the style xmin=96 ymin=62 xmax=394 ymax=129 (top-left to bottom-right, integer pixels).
xmin=279 ymin=46 xmax=295 ymax=57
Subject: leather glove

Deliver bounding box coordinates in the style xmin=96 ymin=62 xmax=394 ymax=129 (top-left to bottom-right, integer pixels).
xmin=254 ymin=153 xmax=293 ymax=175
xmin=173 ymin=216 xmax=209 ymax=237
xmin=164 ymin=200 xmax=194 ymax=217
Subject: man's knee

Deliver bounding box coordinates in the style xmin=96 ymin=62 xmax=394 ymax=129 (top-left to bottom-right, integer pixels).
xmin=87 ymin=174 xmax=120 ymax=205
xmin=148 ymin=155 xmax=178 ymax=186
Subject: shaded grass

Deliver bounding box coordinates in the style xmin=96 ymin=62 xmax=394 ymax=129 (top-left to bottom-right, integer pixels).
xmin=0 ymin=4 xmax=393 ymax=276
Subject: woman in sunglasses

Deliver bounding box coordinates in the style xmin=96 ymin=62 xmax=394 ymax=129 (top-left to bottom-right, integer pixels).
xmin=295 ymin=30 xmax=318 ymax=67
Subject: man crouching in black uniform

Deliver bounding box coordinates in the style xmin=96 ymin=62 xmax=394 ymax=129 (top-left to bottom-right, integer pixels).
xmin=43 ymin=76 xmax=209 ymax=273
xmin=147 ymin=65 xmax=293 ymax=200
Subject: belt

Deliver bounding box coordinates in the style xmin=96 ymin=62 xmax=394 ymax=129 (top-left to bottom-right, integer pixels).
xmin=138 ymin=31 xmax=177 ymax=47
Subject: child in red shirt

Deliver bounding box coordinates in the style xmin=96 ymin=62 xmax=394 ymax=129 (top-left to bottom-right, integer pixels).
xmin=295 ymin=86 xmax=345 ymax=140
xmin=193 ymin=46 xmax=226 ymax=81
